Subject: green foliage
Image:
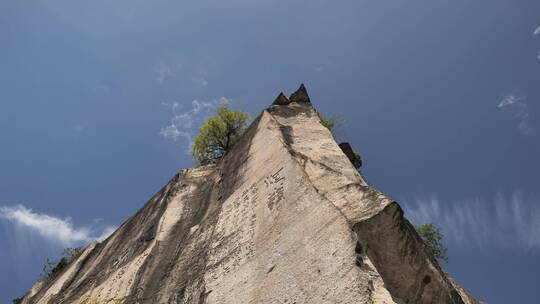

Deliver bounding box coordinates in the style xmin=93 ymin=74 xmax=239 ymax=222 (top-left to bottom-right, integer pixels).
xmin=319 ymin=112 xmax=346 ymax=142
xmin=192 ymin=104 xmax=251 ymax=165
xmin=41 ymin=247 xmax=83 ymax=282
xmin=12 ymin=297 xmax=23 ymax=304
xmin=319 ymin=113 xmax=338 ymax=131
xmin=415 ymin=223 xmax=448 ymax=262
xmin=352 ymin=150 xmax=362 ymax=169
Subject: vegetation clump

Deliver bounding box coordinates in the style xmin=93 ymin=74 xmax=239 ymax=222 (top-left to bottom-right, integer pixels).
xmin=351 ymin=150 xmax=362 ymax=169
xmin=415 ymin=223 xmax=448 ymax=262
xmin=319 ymin=113 xmax=337 ymax=131
xmin=321 ymin=113 xmax=362 ymax=170
xmin=12 ymin=297 xmax=23 ymax=304
xmin=192 ymin=104 xmax=250 ymax=165
xmin=41 ymin=247 xmax=83 ymax=282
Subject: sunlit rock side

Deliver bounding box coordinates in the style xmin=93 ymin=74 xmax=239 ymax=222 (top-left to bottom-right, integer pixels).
xmin=20 ymin=85 xmax=482 ymax=304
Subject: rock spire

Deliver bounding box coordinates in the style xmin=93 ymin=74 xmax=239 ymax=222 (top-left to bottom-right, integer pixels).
xmin=18 ymin=85 xmax=482 ymax=304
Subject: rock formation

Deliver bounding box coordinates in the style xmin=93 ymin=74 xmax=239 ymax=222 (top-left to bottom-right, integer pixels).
xmin=20 ymin=85 xmax=482 ymax=304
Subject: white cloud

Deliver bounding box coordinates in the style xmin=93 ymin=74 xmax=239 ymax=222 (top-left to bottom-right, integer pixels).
xmin=403 ymin=191 xmax=540 ymax=252
xmin=533 ymin=27 xmax=540 ymax=61
xmin=160 ymin=98 xmax=228 ymax=151
xmin=153 ymin=58 xmax=209 ymax=87
xmin=498 ymin=93 xmax=533 ymax=135
xmin=198 ymin=77 xmax=209 ymax=87
xmin=154 ymin=63 xmax=178 ymax=85
xmin=0 ymin=205 xmax=115 ymax=247
xmin=497 ymin=94 xmax=522 ymax=108
xmin=96 ymin=226 xmax=116 ymax=242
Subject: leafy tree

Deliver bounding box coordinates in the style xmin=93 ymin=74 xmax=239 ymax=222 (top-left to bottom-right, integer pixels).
xmin=192 ymin=104 xmax=250 ymax=165
xmin=41 ymin=247 xmax=83 ymax=282
xmin=415 ymin=223 xmax=448 ymax=262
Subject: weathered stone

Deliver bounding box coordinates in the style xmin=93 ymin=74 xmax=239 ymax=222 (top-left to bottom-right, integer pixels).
xmin=289 ymin=83 xmax=311 ymax=103
xmin=339 ymin=142 xmax=360 ymax=168
xmin=19 ymin=86 xmax=482 ymax=304
xmin=272 ymin=92 xmax=290 ymax=105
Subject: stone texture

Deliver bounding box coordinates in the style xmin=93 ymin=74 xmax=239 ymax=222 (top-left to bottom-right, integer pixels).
xmin=20 ymin=86 xmax=482 ymax=304
xmin=272 ymin=92 xmax=290 ymax=106
xmin=289 ymin=83 xmax=311 ymax=103
xmin=338 ymin=142 xmax=359 ymax=168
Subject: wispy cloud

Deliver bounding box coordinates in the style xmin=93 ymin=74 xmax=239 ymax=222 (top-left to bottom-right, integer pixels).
xmin=0 ymin=205 xmax=115 ymax=247
xmin=403 ymin=191 xmax=540 ymax=252
xmin=314 ymin=66 xmax=325 ymax=72
xmin=160 ymin=98 xmax=228 ymax=151
xmin=498 ymin=93 xmax=533 ymax=135
xmin=194 ymin=76 xmax=209 ymax=87
xmin=534 ymin=26 xmax=540 ymax=61
xmin=153 ymin=58 xmax=209 ymax=87
xmin=154 ymin=63 xmax=178 ymax=85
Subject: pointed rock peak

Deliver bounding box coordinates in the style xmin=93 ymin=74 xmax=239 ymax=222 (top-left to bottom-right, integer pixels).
xmin=272 ymin=92 xmax=290 ymax=105
xmin=289 ymin=83 xmax=311 ymax=103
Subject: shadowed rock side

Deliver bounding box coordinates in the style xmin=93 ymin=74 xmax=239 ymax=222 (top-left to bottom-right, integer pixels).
xmin=21 ymin=85 xmax=482 ymax=304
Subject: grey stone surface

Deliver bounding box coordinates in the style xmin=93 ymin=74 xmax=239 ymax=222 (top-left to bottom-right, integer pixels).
xmin=338 ymin=142 xmax=360 ymax=168
xmin=289 ymin=84 xmax=311 ymax=103
xmin=20 ymin=86 xmax=482 ymax=304
xmin=272 ymin=92 xmax=290 ymax=106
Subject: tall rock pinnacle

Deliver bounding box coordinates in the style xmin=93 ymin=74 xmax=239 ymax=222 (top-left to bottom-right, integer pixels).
xmin=19 ymin=86 xmax=482 ymax=304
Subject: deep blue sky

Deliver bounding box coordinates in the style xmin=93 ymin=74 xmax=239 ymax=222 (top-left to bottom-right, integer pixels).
xmin=1 ymin=1 xmax=540 ymax=303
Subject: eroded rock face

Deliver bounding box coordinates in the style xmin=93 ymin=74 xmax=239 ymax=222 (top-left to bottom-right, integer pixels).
xmin=21 ymin=85 xmax=482 ymax=304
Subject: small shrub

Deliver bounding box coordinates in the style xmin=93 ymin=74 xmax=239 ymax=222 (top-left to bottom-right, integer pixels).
xmin=319 ymin=112 xmax=347 ymax=143
xmin=41 ymin=247 xmax=83 ymax=282
xmin=319 ymin=113 xmax=336 ymax=131
xmin=351 ymin=150 xmax=362 ymax=169
xmin=12 ymin=297 xmax=23 ymax=304
xmin=415 ymin=223 xmax=448 ymax=262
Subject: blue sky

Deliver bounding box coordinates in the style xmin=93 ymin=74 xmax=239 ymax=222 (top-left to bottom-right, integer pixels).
xmin=1 ymin=0 xmax=539 ymax=302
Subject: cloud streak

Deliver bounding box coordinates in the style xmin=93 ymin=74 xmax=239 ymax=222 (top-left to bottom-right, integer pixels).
xmin=534 ymin=26 xmax=540 ymax=36
xmin=497 ymin=93 xmax=533 ymax=135
xmin=403 ymin=191 xmax=540 ymax=252
xmin=154 ymin=63 xmax=178 ymax=85
xmin=0 ymin=205 xmax=115 ymax=247
xmin=160 ymin=98 xmax=228 ymax=151
xmin=153 ymin=58 xmax=209 ymax=87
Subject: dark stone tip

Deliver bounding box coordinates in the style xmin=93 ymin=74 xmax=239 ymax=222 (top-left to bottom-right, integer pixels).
xmin=272 ymin=92 xmax=290 ymax=105
xmin=289 ymin=83 xmax=311 ymax=103
xmin=339 ymin=143 xmax=354 ymax=159
xmin=339 ymin=142 xmax=361 ymax=169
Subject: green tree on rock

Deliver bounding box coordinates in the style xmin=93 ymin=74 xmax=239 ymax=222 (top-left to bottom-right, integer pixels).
xmin=415 ymin=223 xmax=448 ymax=262
xmin=192 ymin=104 xmax=251 ymax=165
